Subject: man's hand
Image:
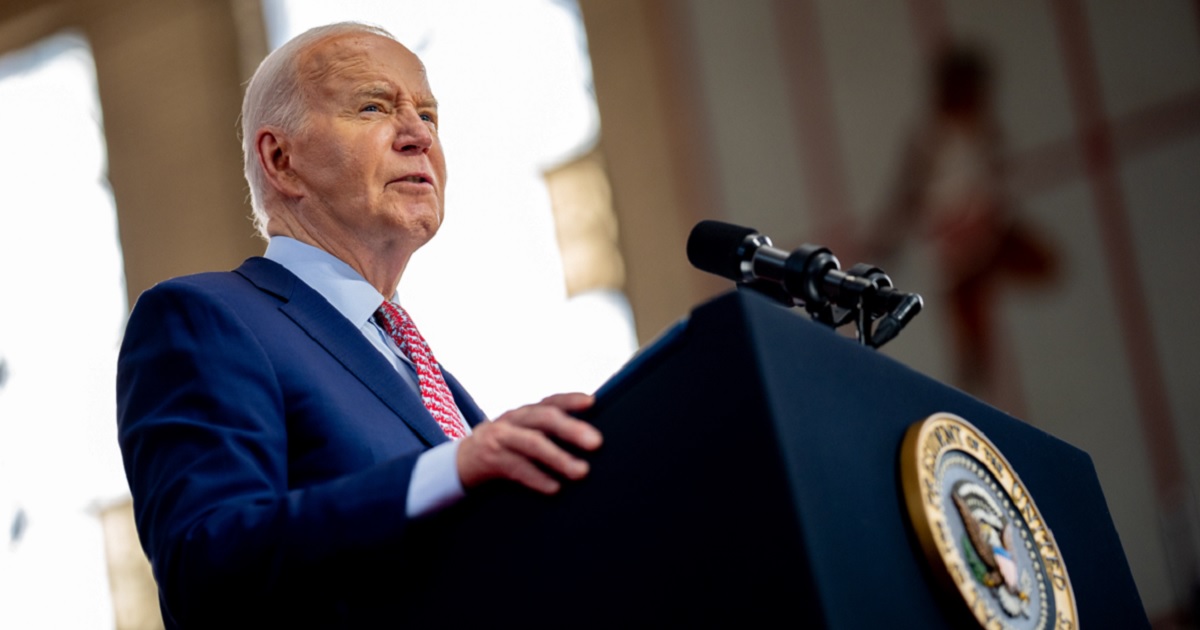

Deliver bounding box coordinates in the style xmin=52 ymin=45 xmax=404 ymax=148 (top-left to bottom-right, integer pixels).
xmin=457 ymin=393 xmax=601 ymax=494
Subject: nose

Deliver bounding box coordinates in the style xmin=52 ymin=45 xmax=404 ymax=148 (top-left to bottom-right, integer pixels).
xmin=394 ymin=107 xmax=433 ymax=154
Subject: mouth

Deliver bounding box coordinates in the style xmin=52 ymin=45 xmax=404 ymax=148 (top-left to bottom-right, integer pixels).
xmin=394 ymin=173 xmax=433 ymax=186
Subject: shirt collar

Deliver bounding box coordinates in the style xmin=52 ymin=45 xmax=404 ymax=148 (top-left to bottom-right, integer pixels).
xmin=263 ymin=236 xmax=393 ymax=327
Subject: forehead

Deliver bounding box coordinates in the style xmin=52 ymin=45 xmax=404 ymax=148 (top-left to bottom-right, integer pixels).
xmin=297 ymin=33 xmax=433 ymax=100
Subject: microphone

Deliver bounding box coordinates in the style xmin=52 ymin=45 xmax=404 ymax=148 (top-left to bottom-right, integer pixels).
xmin=685 ymin=220 xmax=762 ymax=283
xmin=686 ymin=220 xmax=923 ymax=346
xmin=687 ymin=220 xmax=868 ymax=310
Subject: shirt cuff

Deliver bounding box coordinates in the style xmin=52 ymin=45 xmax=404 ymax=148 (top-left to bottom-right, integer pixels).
xmin=406 ymin=440 xmax=466 ymax=518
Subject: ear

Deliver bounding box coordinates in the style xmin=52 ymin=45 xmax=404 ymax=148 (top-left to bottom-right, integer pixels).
xmin=256 ymin=128 xmax=304 ymax=199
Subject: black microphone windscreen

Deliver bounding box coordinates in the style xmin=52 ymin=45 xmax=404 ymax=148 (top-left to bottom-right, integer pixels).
xmin=686 ymin=220 xmax=759 ymax=281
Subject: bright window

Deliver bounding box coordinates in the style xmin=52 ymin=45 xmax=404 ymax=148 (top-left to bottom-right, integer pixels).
xmin=0 ymin=32 xmax=127 ymax=628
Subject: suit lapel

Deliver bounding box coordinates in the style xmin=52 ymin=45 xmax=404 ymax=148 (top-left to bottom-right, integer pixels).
xmin=235 ymin=257 xmax=450 ymax=448
xmin=443 ymin=371 xmax=488 ymax=427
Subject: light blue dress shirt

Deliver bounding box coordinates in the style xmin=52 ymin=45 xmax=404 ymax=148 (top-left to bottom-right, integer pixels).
xmin=264 ymin=236 xmax=468 ymax=517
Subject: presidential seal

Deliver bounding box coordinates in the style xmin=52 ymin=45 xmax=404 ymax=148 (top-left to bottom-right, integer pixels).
xmin=900 ymin=413 xmax=1078 ymax=629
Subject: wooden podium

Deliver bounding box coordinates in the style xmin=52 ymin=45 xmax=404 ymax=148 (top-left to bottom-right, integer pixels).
xmin=391 ymin=290 xmax=1146 ymax=627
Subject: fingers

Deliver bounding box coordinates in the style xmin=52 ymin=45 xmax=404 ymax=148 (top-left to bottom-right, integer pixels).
xmin=495 ymin=413 xmax=593 ymax=479
xmin=503 ymin=395 xmax=602 ymax=452
xmin=457 ymin=394 xmax=603 ymax=494
xmin=538 ymin=392 xmax=595 ymax=413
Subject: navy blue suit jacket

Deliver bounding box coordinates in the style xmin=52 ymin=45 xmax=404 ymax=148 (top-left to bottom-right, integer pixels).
xmin=116 ymin=257 xmax=487 ymax=628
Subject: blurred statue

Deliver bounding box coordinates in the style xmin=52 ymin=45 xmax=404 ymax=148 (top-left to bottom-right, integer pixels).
xmin=867 ymin=44 xmax=1058 ymax=394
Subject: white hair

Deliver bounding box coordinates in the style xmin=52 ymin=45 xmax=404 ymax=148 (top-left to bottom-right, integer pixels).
xmin=241 ymin=22 xmax=397 ymax=239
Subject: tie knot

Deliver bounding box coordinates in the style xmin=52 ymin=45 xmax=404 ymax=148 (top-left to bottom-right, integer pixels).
xmin=376 ymin=300 xmax=410 ymax=327
xmin=374 ymin=301 xmax=422 ymax=358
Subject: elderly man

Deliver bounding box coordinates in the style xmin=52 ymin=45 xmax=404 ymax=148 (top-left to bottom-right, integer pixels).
xmin=117 ymin=22 xmax=602 ymax=628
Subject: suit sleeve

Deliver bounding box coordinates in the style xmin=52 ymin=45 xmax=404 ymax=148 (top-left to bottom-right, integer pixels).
xmin=116 ymin=280 xmax=421 ymax=623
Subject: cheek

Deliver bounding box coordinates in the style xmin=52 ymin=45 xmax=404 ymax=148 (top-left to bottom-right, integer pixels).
xmin=432 ymin=146 xmax=449 ymax=188
xmin=303 ymin=144 xmax=355 ymax=185
xmin=330 ymin=142 xmax=366 ymax=173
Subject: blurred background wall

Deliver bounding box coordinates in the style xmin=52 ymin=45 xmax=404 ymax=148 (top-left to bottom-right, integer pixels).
xmin=589 ymin=1 xmax=1200 ymax=625
xmin=0 ymin=0 xmax=1196 ymax=627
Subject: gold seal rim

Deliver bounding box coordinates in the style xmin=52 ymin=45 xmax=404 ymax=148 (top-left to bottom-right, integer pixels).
xmin=899 ymin=412 xmax=1078 ymax=629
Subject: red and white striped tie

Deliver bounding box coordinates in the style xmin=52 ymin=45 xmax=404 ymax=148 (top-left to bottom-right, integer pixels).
xmin=374 ymin=301 xmax=468 ymax=440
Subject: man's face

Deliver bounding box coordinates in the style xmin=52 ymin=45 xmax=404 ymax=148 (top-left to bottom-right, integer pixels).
xmin=286 ymin=33 xmax=446 ymax=252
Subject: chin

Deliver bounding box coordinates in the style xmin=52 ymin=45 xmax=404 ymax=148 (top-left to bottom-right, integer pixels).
xmin=387 ymin=210 xmax=442 ymax=246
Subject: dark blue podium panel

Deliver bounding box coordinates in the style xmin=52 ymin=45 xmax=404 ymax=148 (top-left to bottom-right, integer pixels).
xmin=387 ymin=290 xmax=1145 ymax=628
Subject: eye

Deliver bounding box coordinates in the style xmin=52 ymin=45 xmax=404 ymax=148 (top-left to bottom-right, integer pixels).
xmin=420 ymin=112 xmax=438 ymax=127
xmin=361 ymin=103 xmax=385 ymax=114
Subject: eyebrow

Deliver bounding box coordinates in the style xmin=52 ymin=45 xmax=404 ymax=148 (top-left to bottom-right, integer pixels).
xmin=354 ymin=83 xmax=438 ymax=109
xmin=353 ymin=84 xmax=393 ymax=101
